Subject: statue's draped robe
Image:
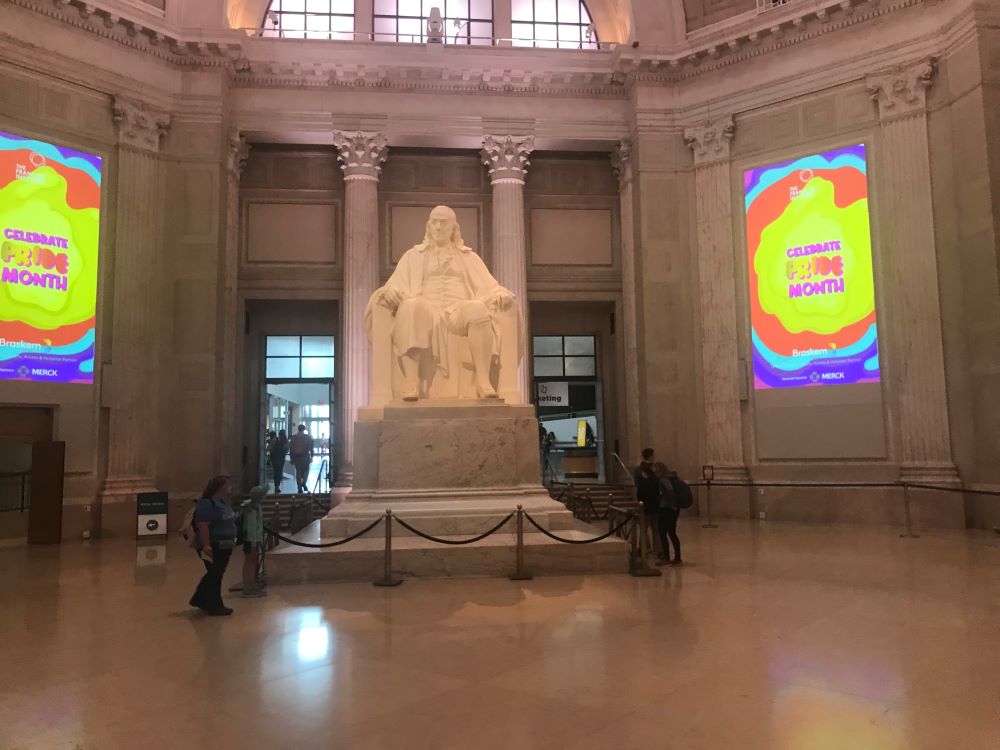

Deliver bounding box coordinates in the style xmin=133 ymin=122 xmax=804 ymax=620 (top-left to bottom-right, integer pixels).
xmin=364 ymin=242 xmax=516 ymax=378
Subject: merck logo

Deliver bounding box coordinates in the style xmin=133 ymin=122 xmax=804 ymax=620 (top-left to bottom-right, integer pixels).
xmin=17 ymin=365 xmax=29 ymax=377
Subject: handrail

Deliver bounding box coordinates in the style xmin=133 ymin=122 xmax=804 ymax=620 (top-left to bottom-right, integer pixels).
xmin=611 ymin=452 xmax=634 ymax=485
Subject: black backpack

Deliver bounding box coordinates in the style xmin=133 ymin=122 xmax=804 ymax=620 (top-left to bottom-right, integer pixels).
xmin=669 ymin=476 xmax=694 ymax=510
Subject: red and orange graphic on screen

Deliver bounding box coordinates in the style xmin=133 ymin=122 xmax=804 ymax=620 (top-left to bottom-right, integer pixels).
xmin=0 ymin=131 xmax=101 ymax=384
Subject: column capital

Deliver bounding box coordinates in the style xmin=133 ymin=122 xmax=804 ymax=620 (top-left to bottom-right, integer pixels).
xmin=332 ymin=131 xmax=388 ymax=181
xmin=227 ymin=130 xmax=250 ymax=178
xmin=867 ymin=58 xmax=937 ymax=123
xmin=683 ymin=116 xmax=734 ymax=167
xmin=610 ymin=138 xmax=633 ymax=187
xmin=481 ymin=134 xmax=534 ymax=184
xmin=112 ymin=96 xmax=170 ymax=153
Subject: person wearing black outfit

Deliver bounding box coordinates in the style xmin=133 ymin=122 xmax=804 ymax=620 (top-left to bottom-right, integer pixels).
xmin=653 ymin=462 xmax=683 ymax=567
xmin=189 ymin=475 xmax=238 ymax=616
xmin=268 ymin=429 xmax=288 ymax=493
xmin=633 ymin=448 xmax=662 ymax=560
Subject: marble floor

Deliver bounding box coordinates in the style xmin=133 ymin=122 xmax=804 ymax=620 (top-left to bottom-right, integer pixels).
xmin=1 ymin=519 xmax=999 ymax=750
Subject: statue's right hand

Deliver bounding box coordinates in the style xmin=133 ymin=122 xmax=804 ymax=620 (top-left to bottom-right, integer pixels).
xmin=379 ymin=287 xmax=404 ymax=309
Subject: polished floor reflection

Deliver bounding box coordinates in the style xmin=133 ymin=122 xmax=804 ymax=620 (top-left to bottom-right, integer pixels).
xmin=1 ymin=520 xmax=998 ymax=749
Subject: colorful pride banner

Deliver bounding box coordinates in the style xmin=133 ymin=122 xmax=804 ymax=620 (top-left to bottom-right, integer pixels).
xmin=744 ymin=145 xmax=879 ymax=389
xmin=0 ymin=131 xmax=101 ymax=384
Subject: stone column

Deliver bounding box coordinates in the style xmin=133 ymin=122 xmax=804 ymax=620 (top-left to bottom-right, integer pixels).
xmin=684 ymin=117 xmax=748 ymax=482
xmin=867 ymin=60 xmax=959 ymax=484
xmin=481 ymin=134 xmax=533 ymax=404
xmin=332 ymin=131 xmax=387 ymax=484
xmin=101 ymin=97 xmax=170 ymax=503
xmin=611 ymin=139 xmax=641 ymax=465
xmin=218 ymin=130 xmax=248 ymax=475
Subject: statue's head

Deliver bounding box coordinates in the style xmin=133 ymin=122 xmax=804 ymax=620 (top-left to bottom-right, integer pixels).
xmin=424 ymin=205 xmax=464 ymax=249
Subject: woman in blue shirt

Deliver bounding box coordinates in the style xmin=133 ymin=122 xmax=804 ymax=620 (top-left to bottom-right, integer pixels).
xmin=188 ymin=475 xmax=238 ymax=616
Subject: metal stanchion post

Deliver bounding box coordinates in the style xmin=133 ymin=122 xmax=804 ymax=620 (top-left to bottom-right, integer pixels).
xmin=509 ymin=505 xmax=533 ymax=581
xmin=373 ymin=510 xmax=403 ymax=587
xmin=630 ymin=508 xmax=661 ymax=578
xmin=900 ymin=483 xmax=920 ymax=539
xmin=702 ymin=480 xmax=718 ymax=529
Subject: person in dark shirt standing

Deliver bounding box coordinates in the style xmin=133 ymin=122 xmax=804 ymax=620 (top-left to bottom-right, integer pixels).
xmin=189 ymin=475 xmax=238 ymax=616
xmin=653 ymin=462 xmax=683 ymax=567
xmin=633 ymin=448 xmax=662 ymax=560
xmin=268 ymin=429 xmax=288 ymax=493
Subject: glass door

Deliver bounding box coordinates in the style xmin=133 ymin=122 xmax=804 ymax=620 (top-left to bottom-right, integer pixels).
xmin=262 ymin=335 xmax=335 ymax=494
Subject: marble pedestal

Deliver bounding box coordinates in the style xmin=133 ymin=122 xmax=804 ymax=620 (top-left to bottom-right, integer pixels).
xmin=322 ymin=400 xmax=573 ymax=537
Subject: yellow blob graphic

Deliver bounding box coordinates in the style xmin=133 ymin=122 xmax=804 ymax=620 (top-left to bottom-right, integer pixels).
xmin=754 ymin=177 xmax=874 ymax=336
xmin=0 ymin=166 xmax=99 ymax=329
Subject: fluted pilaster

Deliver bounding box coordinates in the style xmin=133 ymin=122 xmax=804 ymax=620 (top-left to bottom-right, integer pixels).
xmin=102 ymin=97 xmax=170 ymax=501
xmin=219 ymin=130 xmax=249 ymax=475
xmin=482 ymin=134 xmax=532 ymax=403
xmin=611 ymin=139 xmax=641 ymax=462
xmin=867 ymin=60 xmax=958 ymax=483
xmin=684 ymin=117 xmax=747 ymax=481
xmin=333 ymin=131 xmax=387 ymax=483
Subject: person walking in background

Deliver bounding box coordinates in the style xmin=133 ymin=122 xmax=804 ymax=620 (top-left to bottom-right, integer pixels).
xmin=268 ymin=429 xmax=288 ymax=493
xmin=633 ymin=448 xmax=662 ymax=560
xmin=289 ymin=424 xmax=314 ymax=494
xmin=189 ymin=475 xmax=238 ymax=617
xmin=653 ymin=462 xmax=683 ymax=567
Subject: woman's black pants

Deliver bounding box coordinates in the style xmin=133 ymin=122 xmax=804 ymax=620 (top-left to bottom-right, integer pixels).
xmin=191 ymin=544 xmax=232 ymax=611
xmin=657 ymin=507 xmax=681 ymax=562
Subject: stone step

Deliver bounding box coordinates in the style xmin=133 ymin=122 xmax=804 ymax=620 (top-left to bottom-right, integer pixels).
xmin=265 ymin=519 xmax=630 ymax=584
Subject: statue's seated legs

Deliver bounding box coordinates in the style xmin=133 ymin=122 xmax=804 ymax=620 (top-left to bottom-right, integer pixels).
xmin=392 ymin=297 xmax=498 ymax=401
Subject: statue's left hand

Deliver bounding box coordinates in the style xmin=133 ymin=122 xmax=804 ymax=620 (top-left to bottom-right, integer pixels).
xmin=489 ymin=289 xmax=514 ymax=311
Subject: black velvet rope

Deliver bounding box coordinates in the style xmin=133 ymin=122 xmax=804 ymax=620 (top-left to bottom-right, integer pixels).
xmin=522 ymin=511 xmax=634 ymax=545
xmin=391 ymin=513 xmax=516 ymax=545
xmin=264 ymin=515 xmax=384 ymax=548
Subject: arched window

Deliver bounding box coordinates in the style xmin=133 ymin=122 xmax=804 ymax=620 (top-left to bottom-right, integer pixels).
xmin=374 ymin=0 xmax=494 ymax=44
xmin=261 ymin=0 xmax=356 ymax=40
xmin=511 ymin=0 xmax=598 ymax=49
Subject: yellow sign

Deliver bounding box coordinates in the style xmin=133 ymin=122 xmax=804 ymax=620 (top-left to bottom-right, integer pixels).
xmin=577 ymin=420 xmax=587 ymax=447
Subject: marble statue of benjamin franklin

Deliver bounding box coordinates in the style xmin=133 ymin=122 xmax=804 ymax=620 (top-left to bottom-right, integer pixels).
xmin=364 ymin=205 xmax=518 ymax=402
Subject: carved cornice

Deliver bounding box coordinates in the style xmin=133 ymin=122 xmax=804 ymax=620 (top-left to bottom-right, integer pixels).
xmin=683 ymin=117 xmax=734 ymax=166
xmin=4 ymin=0 xmax=242 ymax=68
xmin=867 ymin=58 xmax=938 ymax=122
xmin=227 ymin=130 xmax=249 ymax=177
xmin=112 ymin=96 xmax=169 ymax=152
xmin=331 ymin=131 xmax=388 ymax=180
xmin=481 ymin=135 xmax=534 ymax=184
xmin=610 ymin=139 xmax=632 ymax=187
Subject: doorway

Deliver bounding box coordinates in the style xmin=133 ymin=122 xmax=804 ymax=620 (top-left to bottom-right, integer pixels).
xmin=262 ymin=334 xmax=335 ymax=494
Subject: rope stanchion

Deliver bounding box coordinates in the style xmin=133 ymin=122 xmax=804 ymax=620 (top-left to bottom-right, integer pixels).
xmin=522 ymin=510 xmax=635 ymax=545
xmin=374 ymin=510 xmax=402 ymax=587
xmin=264 ymin=515 xmax=383 ymax=549
xmin=392 ymin=513 xmax=515 ymax=545
xmin=509 ymin=505 xmax=533 ymax=581
xmin=630 ymin=508 xmax=661 ymax=577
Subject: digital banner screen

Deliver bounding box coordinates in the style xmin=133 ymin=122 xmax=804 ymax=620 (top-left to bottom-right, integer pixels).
xmin=745 ymin=145 xmax=878 ymax=389
xmin=0 ymin=131 xmax=101 ymax=384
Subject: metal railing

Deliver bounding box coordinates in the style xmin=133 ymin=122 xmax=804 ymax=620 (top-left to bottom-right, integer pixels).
xmin=249 ymin=27 xmax=613 ymax=49
xmin=0 ymin=471 xmax=30 ymax=513
xmin=757 ymin=0 xmax=795 ymax=12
